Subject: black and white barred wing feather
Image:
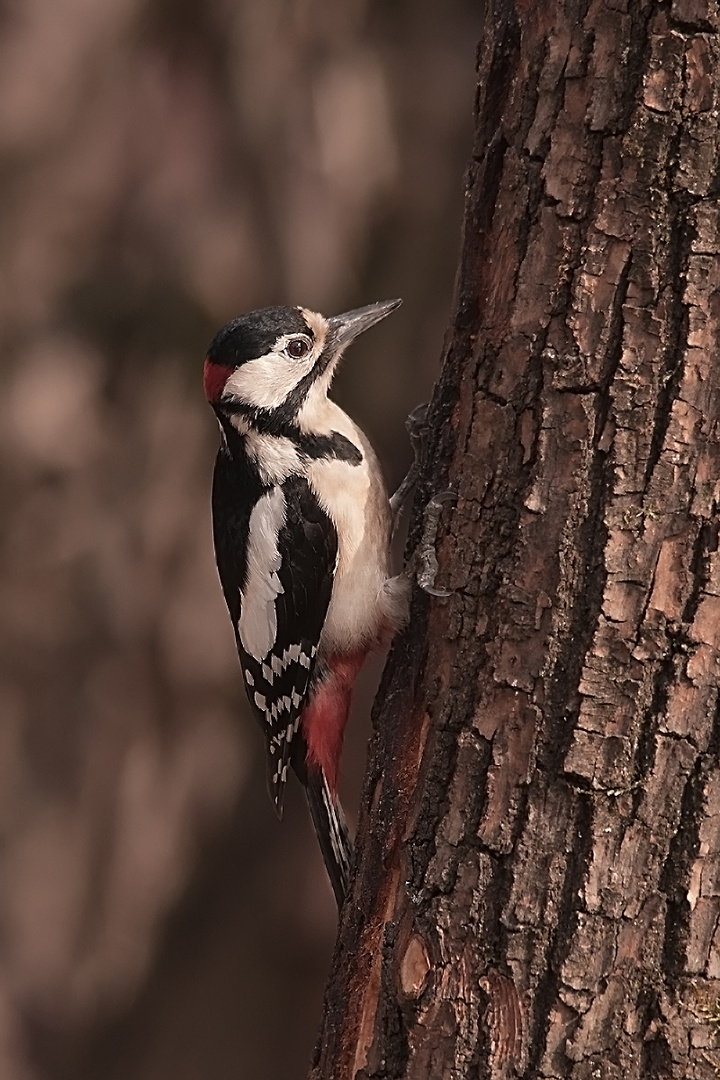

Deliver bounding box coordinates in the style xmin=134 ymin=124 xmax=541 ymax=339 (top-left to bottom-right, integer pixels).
xmin=214 ymin=467 xmax=338 ymax=815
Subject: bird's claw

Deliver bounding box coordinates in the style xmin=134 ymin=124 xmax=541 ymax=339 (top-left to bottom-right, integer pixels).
xmin=390 ymin=403 xmax=430 ymax=526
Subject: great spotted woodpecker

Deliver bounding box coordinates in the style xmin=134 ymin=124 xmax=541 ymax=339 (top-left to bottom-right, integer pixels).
xmin=204 ymin=300 xmax=409 ymax=906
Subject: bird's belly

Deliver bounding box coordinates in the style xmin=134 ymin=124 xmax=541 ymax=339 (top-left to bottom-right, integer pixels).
xmin=306 ymin=456 xmax=392 ymax=654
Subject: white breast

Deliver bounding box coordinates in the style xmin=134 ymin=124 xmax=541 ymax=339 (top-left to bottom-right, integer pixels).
xmin=302 ymin=402 xmax=394 ymax=654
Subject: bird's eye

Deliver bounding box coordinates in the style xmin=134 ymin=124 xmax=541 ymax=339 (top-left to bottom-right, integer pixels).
xmin=286 ymin=337 xmax=310 ymax=359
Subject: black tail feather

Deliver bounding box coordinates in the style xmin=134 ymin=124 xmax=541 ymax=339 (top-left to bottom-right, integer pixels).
xmin=304 ymin=772 xmax=353 ymax=908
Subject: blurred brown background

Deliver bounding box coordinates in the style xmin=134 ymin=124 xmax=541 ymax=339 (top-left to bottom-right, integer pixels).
xmin=0 ymin=2 xmax=476 ymax=1077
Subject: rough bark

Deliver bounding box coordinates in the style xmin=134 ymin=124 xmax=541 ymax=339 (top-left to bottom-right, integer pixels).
xmin=310 ymin=1 xmax=720 ymax=1078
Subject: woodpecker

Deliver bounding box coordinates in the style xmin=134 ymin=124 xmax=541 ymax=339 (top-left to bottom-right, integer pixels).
xmin=204 ymin=300 xmax=409 ymax=906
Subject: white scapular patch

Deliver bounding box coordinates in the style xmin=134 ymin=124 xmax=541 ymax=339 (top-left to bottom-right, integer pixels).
xmin=239 ymin=487 xmax=287 ymax=661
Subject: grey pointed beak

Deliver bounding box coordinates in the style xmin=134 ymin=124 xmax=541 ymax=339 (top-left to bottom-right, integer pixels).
xmin=326 ymin=298 xmax=402 ymax=352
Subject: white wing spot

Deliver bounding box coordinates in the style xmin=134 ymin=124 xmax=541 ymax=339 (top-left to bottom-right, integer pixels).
xmin=245 ymin=670 xmax=254 ymax=687
xmin=254 ymin=692 xmax=267 ymax=712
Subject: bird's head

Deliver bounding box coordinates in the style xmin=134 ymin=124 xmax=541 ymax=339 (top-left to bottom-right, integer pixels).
xmin=203 ymin=299 xmax=401 ymax=421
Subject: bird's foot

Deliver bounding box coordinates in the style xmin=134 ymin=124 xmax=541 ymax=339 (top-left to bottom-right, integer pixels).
xmin=389 ymin=404 xmax=429 ymax=529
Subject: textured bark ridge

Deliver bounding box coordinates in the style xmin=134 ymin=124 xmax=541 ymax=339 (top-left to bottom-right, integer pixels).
xmin=310 ymin=2 xmax=720 ymax=1078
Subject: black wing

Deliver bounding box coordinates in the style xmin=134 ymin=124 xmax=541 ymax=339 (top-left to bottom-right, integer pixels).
xmin=212 ymin=453 xmax=337 ymax=815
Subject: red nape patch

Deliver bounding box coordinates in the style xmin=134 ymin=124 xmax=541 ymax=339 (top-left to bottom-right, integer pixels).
xmin=203 ymin=358 xmax=232 ymax=402
xmin=301 ymin=649 xmax=368 ymax=793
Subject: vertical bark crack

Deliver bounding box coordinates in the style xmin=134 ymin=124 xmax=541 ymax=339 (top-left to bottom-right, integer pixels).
xmin=660 ymin=757 xmax=707 ymax=979
xmin=525 ymin=791 xmax=595 ymax=1077
xmin=643 ymin=200 xmax=695 ymax=491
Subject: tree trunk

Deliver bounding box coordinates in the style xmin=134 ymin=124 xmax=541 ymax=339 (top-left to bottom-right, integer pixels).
xmin=310 ymin=1 xmax=720 ymax=1077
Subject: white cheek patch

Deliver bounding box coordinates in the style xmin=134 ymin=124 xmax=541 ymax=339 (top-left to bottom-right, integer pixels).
xmin=224 ymin=352 xmax=315 ymax=410
xmin=239 ymin=486 xmax=287 ymax=660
